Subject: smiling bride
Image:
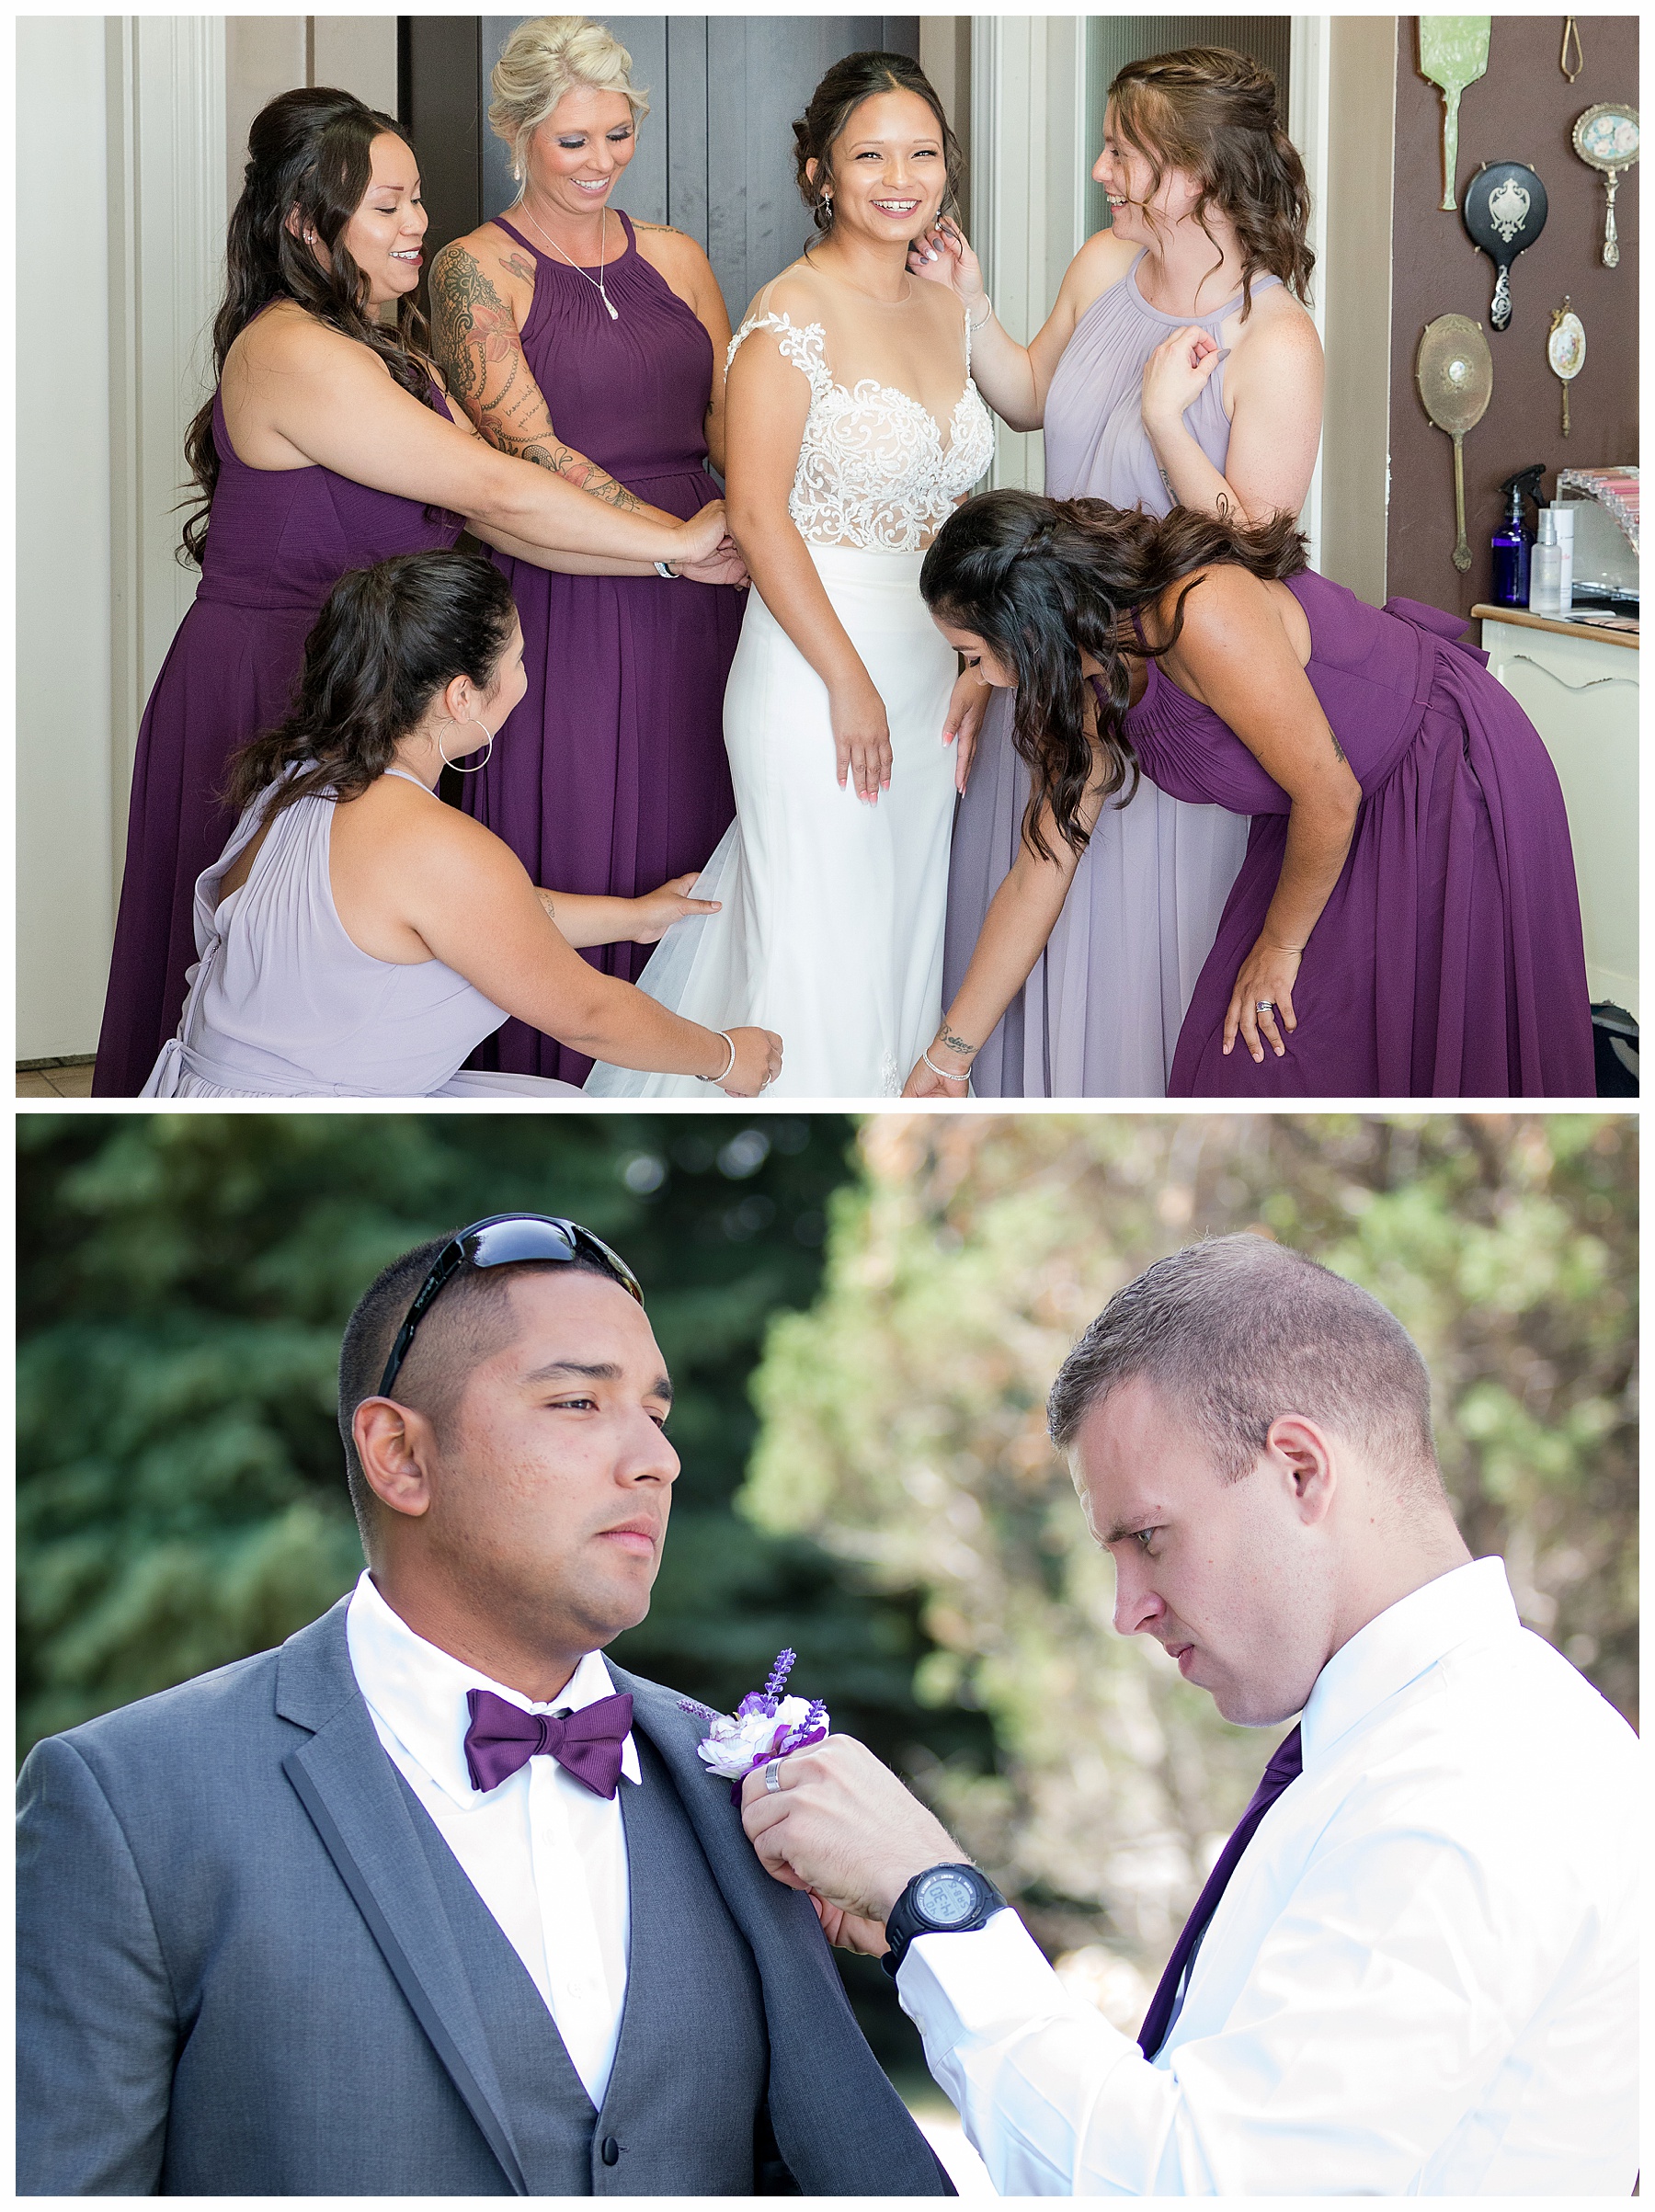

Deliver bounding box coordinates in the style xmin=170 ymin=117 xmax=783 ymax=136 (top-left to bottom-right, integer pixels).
xmin=586 ymin=51 xmax=995 ymax=1098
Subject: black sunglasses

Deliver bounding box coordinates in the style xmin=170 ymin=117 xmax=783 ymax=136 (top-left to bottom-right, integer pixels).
xmin=376 ymin=1214 xmax=645 ymax=1401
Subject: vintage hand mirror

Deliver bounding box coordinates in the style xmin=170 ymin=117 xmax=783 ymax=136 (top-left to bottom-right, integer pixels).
xmin=1416 ymin=314 xmax=1494 ymax=572
xmin=1571 ymin=104 xmax=1638 ymax=267
xmin=1462 ymin=162 xmax=1548 ymax=330
xmin=1419 ymin=18 xmax=1491 ymax=211
xmin=1547 ymin=300 xmax=1586 ymax=436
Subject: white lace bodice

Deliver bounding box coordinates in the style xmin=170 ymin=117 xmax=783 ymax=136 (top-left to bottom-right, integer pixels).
xmin=727 ymin=310 xmax=997 ymax=553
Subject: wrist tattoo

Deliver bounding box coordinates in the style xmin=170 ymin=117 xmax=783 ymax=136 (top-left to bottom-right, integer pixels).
xmin=938 ymin=1024 xmax=978 ymax=1058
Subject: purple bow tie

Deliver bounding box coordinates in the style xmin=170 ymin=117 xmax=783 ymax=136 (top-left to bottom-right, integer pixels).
xmin=462 ymin=1686 xmax=634 ymax=1798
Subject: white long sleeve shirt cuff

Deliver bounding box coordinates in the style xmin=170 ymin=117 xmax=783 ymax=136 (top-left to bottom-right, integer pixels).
xmin=898 ymin=1910 xmax=1174 ymax=2195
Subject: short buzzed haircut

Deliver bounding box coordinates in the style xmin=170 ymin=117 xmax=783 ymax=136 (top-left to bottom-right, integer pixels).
xmin=1046 ymin=1235 xmax=1441 ymax=1490
xmin=337 ymin=1232 xmax=619 ymax=1545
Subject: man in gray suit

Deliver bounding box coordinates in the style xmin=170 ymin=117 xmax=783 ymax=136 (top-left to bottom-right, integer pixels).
xmin=17 ymin=1213 xmax=953 ymax=2197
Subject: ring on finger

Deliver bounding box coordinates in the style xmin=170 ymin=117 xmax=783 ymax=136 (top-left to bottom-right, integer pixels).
xmin=763 ymin=1759 xmax=784 ymax=1794
xmin=1255 ymin=1000 xmax=1276 ymax=1014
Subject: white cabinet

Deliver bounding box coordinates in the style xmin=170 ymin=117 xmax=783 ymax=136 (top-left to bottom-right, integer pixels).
xmin=1477 ymin=610 xmax=1639 ymax=1019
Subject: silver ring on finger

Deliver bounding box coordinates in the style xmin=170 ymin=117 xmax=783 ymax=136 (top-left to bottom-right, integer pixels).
xmin=1255 ymin=1000 xmax=1276 ymax=1013
xmin=763 ymin=1759 xmax=784 ymax=1794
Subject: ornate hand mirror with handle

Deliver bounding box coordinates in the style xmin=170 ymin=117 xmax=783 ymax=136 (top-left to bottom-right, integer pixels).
xmin=1417 ymin=314 xmax=1494 ymax=572
xmin=1419 ymin=17 xmax=1491 ymax=211
xmin=1571 ymin=103 xmax=1638 ymax=267
xmin=1462 ymin=161 xmax=1548 ymax=330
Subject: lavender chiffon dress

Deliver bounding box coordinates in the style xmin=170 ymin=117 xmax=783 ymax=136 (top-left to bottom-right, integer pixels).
xmin=143 ymin=768 xmax=578 ymax=1097
xmin=463 ymin=211 xmax=742 ymax=1085
xmin=1123 ymin=575 xmax=1594 ymax=1097
xmin=946 ymin=250 xmax=1264 ymax=1095
xmin=94 ymin=382 xmax=463 ymax=1096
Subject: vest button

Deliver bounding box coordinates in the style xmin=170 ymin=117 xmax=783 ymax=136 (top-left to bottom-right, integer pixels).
xmin=600 ymin=2138 xmax=620 ymax=2167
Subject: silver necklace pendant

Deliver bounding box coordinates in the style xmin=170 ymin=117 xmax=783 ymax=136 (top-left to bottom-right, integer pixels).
xmin=517 ymin=196 xmax=621 ymax=324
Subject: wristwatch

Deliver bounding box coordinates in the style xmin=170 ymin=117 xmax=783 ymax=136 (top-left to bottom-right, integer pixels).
xmin=881 ymin=1862 xmax=1005 ymax=1978
xmin=654 ymin=560 xmax=680 ymax=578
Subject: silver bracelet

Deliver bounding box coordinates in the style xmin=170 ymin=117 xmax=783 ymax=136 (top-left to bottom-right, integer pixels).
xmin=965 ymin=294 xmax=994 ymax=333
xmin=697 ymin=1030 xmax=736 ymax=1084
xmin=922 ymin=1044 xmax=972 ymax=1083
xmin=654 ymin=560 xmax=680 ymax=579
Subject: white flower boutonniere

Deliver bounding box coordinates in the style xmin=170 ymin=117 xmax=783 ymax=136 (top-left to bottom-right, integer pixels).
xmin=686 ymin=1649 xmax=829 ymax=1799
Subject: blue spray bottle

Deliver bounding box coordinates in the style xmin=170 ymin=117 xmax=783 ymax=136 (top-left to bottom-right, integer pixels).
xmin=1491 ymin=463 xmax=1545 ymax=607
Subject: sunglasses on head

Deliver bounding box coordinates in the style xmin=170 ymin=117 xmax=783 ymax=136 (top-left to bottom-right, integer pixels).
xmin=376 ymin=1214 xmax=645 ymax=1401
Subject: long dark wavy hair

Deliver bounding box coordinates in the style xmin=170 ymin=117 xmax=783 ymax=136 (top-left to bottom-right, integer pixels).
xmin=919 ymin=490 xmax=1307 ymax=861
xmin=793 ymin=51 xmax=964 ymax=234
xmin=225 ymin=551 xmax=518 ymax=820
xmin=180 ymin=88 xmax=436 ymax=566
xmin=1108 ymin=47 xmax=1314 ymax=316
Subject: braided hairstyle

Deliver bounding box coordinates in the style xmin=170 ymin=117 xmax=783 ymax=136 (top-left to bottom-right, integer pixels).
xmin=1107 ymin=47 xmax=1314 ymax=316
xmin=180 ymin=88 xmax=437 ymax=566
xmin=224 ymin=551 xmax=519 ymax=820
xmin=919 ymin=490 xmax=1307 ymax=861
xmin=792 ymin=51 xmax=964 ymax=235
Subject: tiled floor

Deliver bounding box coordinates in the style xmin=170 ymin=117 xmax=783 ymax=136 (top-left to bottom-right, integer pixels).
xmin=17 ymin=1059 xmax=97 ymax=1098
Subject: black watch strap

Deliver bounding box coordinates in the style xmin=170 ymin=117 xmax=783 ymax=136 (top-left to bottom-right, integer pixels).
xmin=881 ymin=1862 xmax=1005 ymax=1978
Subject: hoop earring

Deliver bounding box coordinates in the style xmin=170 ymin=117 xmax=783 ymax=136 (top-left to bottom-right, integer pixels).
xmin=439 ymin=718 xmax=495 ymax=773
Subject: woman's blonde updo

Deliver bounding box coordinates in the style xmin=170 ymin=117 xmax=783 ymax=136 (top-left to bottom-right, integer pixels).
xmin=487 ymin=16 xmax=650 ymax=184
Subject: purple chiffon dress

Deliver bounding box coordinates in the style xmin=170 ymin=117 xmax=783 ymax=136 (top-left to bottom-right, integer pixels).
xmin=93 ymin=378 xmax=462 ymax=1097
xmin=946 ymin=250 xmax=1263 ymax=1095
xmin=1120 ymin=573 xmax=1594 ymax=1097
xmin=463 ymin=211 xmax=741 ymax=1084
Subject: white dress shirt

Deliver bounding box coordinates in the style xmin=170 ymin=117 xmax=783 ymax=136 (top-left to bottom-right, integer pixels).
xmin=346 ymin=1569 xmax=640 ymax=2105
xmin=897 ymin=1557 xmax=1640 ymax=2195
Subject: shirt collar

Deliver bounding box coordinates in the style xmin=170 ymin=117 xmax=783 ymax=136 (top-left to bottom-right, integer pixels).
xmin=1299 ymin=1556 xmax=1519 ymax=1766
xmin=345 ymin=1568 xmax=642 ymax=1807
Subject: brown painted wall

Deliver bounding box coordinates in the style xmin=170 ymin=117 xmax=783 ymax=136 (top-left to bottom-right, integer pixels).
xmin=1387 ymin=15 xmax=1638 ymax=617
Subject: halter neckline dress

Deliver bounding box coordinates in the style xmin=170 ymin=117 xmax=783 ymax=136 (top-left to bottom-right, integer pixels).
xmin=142 ymin=767 xmax=577 ymax=1097
xmin=461 ymin=209 xmax=743 ymax=1085
xmin=1118 ymin=572 xmax=1595 ymax=1096
xmin=95 ymin=366 xmax=462 ymax=1094
xmin=945 ymin=248 xmax=1279 ymax=1096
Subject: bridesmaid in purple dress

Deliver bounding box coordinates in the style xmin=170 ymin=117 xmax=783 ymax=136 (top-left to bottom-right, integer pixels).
xmin=431 ymin=17 xmax=747 ymax=1084
xmin=907 ymin=492 xmax=1595 ymax=1100
xmin=907 ymin=48 xmax=1324 ymax=1094
xmin=93 ymin=86 xmax=725 ymax=1096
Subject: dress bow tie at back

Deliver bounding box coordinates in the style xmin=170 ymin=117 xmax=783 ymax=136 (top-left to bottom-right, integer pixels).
xmin=463 ymin=1685 xmax=634 ymax=1797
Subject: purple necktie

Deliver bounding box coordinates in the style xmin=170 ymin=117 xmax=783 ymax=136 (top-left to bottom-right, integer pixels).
xmin=462 ymin=1686 xmax=634 ymax=1798
xmin=1137 ymin=1724 xmax=1303 ymax=2060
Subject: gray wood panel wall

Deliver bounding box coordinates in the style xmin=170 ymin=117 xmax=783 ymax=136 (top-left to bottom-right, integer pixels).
xmin=475 ymin=17 xmax=919 ymax=320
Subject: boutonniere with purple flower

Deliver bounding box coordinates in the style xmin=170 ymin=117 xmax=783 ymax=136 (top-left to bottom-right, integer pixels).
xmin=684 ymin=1649 xmax=829 ymax=1801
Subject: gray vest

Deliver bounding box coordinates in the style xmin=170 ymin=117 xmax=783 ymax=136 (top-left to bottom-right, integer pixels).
xmin=403 ymin=1735 xmax=774 ymax=2195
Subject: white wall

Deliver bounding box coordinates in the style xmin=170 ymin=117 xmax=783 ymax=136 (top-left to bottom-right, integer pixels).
xmin=17 ymin=16 xmax=118 ymax=1058
xmin=17 ymin=14 xmax=399 ymax=1061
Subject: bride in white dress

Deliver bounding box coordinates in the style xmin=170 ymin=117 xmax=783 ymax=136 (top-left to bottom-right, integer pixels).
xmin=586 ymin=52 xmax=995 ymax=1098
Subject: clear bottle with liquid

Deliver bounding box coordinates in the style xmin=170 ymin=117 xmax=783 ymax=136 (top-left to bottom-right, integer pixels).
xmin=1528 ymin=508 xmax=1563 ymax=615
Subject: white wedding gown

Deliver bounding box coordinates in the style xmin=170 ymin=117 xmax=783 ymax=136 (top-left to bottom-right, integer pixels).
xmin=585 ymin=295 xmax=996 ymax=1099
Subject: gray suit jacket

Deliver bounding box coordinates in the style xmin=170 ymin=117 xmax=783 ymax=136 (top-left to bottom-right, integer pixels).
xmin=17 ymin=1599 xmax=952 ymax=2196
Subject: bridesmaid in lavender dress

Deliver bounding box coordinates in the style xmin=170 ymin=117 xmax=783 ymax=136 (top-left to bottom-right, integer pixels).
xmin=908 ymin=492 xmax=1594 ymax=1099
xmin=92 ymin=86 xmax=723 ymax=1096
xmin=907 ymin=48 xmax=1323 ymax=1094
xmin=145 ymin=552 xmax=780 ymax=1098
xmin=432 ymin=17 xmax=747 ymax=1085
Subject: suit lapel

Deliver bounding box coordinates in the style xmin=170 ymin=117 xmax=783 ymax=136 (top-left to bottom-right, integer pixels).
xmin=276 ymin=1604 xmax=528 ymax=2196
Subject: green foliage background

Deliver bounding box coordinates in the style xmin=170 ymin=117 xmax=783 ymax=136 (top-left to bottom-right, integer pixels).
xmin=17 ymin=1109 xmax=1635 ymax=2043
xmin=746 ymin=1112 xmax=1637 ymax=2010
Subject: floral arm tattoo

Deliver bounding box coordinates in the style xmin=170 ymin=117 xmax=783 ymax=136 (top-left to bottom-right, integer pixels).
xmin=428 ymin=242 xmax=643 ymax=512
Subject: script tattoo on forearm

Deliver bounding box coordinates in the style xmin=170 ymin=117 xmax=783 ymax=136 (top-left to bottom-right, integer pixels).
xmin=428 ymin=243 xmax=643 ymax=513
xmin=938 ymin=1024 xmax=978 ymax=1057
xmin=1329 ymin=730 xmax=1349 ymax=764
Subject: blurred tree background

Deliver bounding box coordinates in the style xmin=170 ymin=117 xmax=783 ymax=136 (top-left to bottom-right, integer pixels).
xmin=746 ymin=1112 xmax=1637 ymax=2030
xmin=17 ymin=1110 xmax=1635 ymax=2060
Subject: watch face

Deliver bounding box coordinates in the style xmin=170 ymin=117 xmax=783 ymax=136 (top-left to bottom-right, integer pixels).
xmin=916 ymin=1868 xmax=979 ymax=1927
